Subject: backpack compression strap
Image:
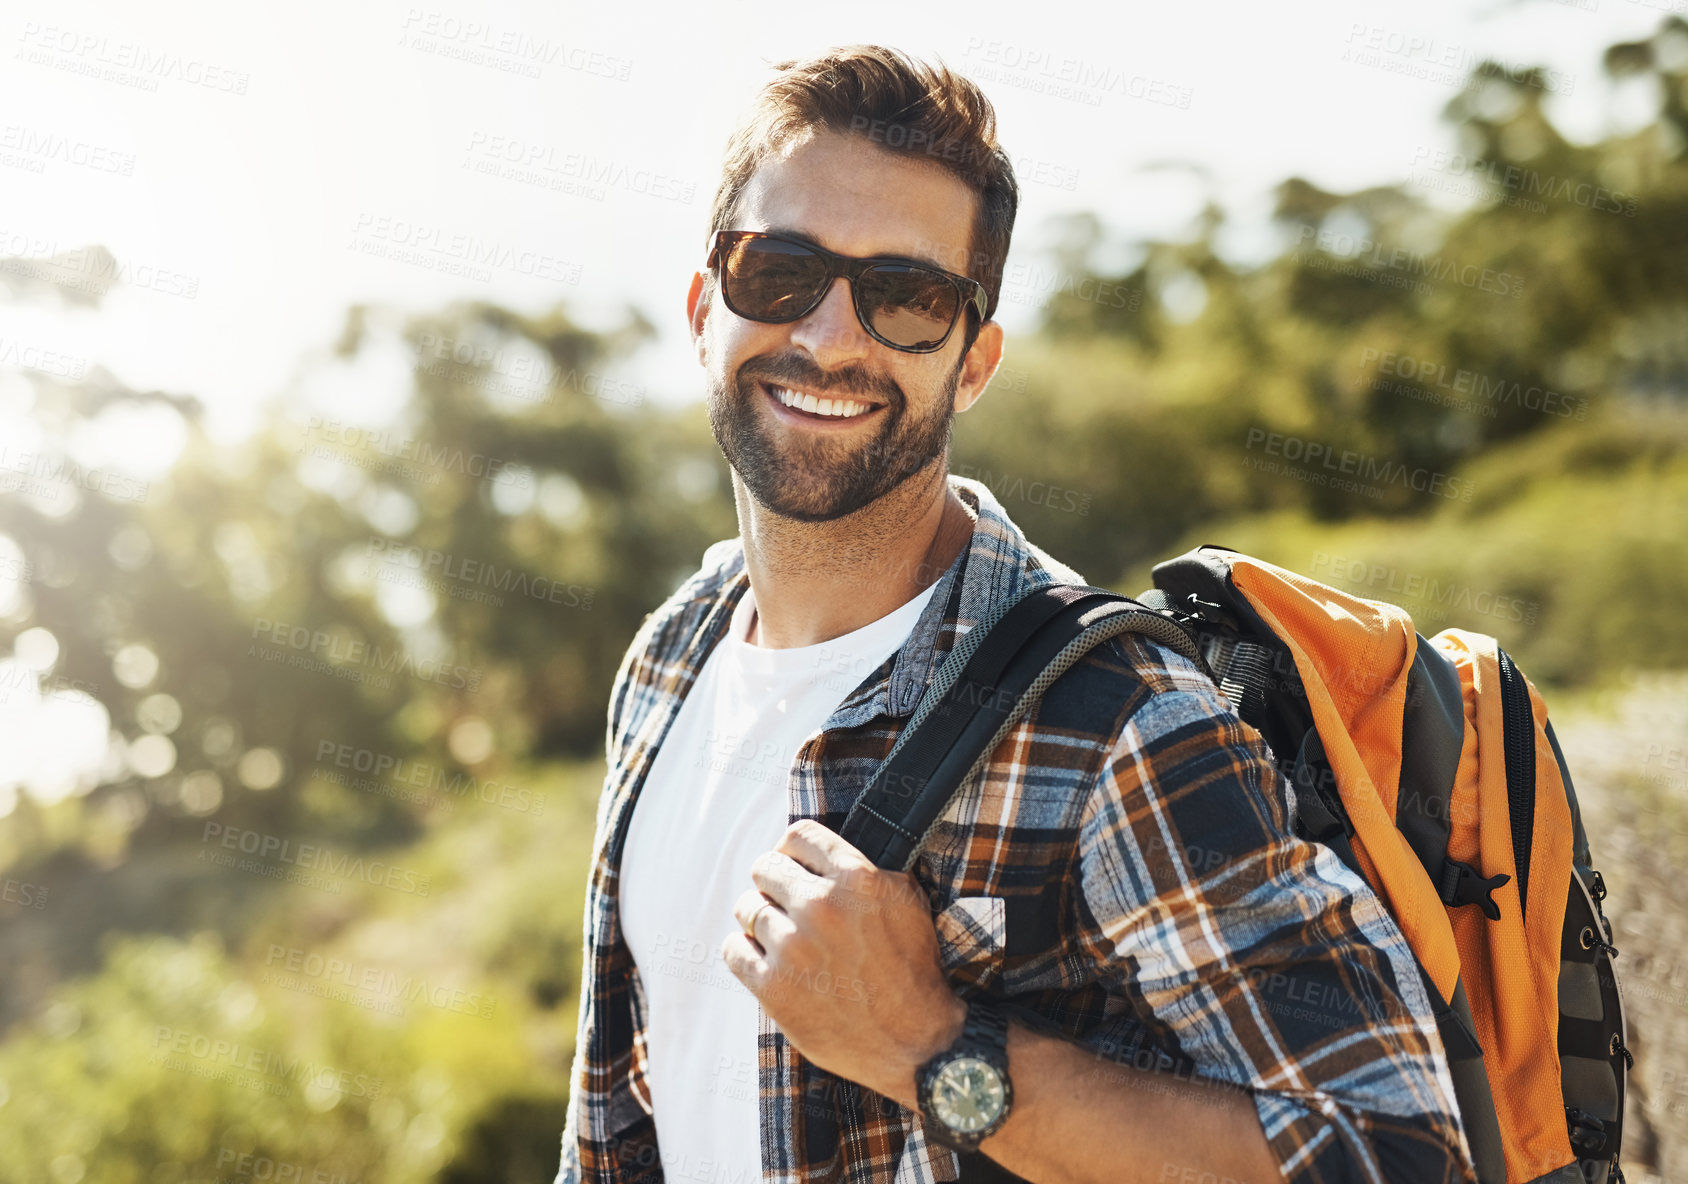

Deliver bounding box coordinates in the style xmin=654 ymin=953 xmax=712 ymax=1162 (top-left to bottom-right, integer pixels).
xmin=839 ymin=583 xmax=1205 ymax=873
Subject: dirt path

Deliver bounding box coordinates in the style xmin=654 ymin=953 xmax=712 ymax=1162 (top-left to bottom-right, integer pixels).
xmin=1550 ymin=670 xmax=1688 ymax=1183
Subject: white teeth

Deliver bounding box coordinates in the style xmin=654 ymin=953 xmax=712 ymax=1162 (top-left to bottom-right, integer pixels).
xmin=772 ymin=386 xmax=873 ymax=418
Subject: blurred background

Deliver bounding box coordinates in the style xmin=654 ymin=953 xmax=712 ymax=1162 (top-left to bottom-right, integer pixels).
xmin=2 ymin=1 xmax=1686 ymax=1181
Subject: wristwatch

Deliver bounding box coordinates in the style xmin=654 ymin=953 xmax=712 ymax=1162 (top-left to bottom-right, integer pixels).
xmin=915 ymin=993 xmax=1014 ymax=1150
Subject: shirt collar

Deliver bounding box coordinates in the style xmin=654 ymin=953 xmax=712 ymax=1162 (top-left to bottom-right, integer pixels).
xmin=695 ymin=474 xmax=1088 ymax=729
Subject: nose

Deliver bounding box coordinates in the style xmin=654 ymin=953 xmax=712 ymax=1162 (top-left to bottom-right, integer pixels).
xmin=786 ymin=276 xmax=873 ymax=368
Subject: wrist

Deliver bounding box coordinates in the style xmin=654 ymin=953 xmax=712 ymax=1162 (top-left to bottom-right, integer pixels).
xmin=887 ymin=989 xmax=967 ymax=1110
xmin=913 ymin=993 xmax=1016 ymax=1151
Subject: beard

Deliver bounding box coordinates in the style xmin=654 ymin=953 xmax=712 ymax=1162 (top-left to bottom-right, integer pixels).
xmin=708 ymin=351 xmax=962 ymax=523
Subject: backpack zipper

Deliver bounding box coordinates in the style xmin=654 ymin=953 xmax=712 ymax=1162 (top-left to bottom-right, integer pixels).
xmin=1497 ymin=646 xmax=1536 ymax=914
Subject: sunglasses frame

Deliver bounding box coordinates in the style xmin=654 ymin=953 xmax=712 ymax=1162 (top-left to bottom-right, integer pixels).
xmin=706 ymin=229 xmax=989 ymax=354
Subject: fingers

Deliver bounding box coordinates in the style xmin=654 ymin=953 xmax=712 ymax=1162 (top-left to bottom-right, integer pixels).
xmin=720 ymin=930 xmax=766 ymax=989
xmin=732 ymin=887 xmax=788 ymax=949
xmin=775 ymin=818 xmax=875 ymax=876
xmin=749 ymin=850 xmax=820 ymax=908
xmin=757 ymin=826 xmax=923 ymax=925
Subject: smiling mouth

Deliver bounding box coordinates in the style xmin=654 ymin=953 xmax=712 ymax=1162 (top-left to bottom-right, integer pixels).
xmin=760 ymin=381 xmax=886 ymax=423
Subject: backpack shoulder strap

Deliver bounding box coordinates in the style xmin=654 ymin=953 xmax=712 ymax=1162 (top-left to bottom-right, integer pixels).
xmin=839 ymin=583 xmax=1204 ymax=871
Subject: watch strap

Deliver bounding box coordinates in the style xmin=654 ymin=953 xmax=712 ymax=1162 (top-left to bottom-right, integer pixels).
xmin=959 ymin=993 xmax=1010 ymax=1068
xmin=916 ymin=993 xmax=1014 ymax=1151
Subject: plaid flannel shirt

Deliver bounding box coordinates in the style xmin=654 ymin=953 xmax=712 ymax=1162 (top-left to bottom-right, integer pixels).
xmin=556 ymin=474 xmax=1476 ymax=1184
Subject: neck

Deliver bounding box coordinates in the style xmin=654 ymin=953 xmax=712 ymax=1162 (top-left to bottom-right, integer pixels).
xmin=738 ymin=464 xmax=974 ymax=650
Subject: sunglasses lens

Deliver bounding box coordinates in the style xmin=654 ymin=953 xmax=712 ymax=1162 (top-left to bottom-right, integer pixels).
xmin=715 ymin=234 xmax=970 ymax=351
xmin=857 ymin=265 xmax=961 ymax=351
xmin=722 ymin=236 xmax=828 ymax=321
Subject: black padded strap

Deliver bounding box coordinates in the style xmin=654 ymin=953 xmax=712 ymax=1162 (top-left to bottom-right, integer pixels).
xmin=840 ymin=584 xmax=1199 ymax=871
xmin=841 ymin=585 xmax=1124 ymax=869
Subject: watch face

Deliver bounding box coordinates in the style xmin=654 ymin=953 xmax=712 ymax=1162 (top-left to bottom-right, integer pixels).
xmin=930 ymin=1056 xmax=1007 ymax=1133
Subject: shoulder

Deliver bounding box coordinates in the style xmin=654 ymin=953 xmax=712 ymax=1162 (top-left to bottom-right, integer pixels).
xmin=1043 ymin=623 xmax=1283 ymax=806
xmin=1037 ymin=623 xmax=1228 ymax=742
xmin=1003 ymin=622 xmax=1244 ymax=826
xmin=606 ymin=537 xmax=745 ymax=741
xmin=1065 ymin=628 xmax=1292 ymax=835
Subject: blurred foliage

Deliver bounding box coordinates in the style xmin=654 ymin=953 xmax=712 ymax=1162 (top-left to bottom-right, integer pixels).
xmin=0 ymin=760 xmax=599 ymax=1183
xmin=0 ymin=19 xmax=1686 ymax=1181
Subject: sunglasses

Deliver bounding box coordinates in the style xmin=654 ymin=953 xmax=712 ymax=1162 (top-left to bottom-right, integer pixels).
xmin=706 ymin=229 xmax=989 ymax=354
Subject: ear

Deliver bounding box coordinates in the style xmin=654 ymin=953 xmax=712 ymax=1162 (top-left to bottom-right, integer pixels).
xmin=686 ymin=271 xmax=710 ymax=366
xmin=953 ymin=320 xmax=1004 ymax=414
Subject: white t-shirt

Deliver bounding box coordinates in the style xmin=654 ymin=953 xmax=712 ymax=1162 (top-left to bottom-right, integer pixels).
xmin=618 ymin=576 xmax=939 ymax=1182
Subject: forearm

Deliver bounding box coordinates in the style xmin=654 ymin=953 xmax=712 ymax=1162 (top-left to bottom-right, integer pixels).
xmin=882 ymin=1014 xmax=1281 ymax=1184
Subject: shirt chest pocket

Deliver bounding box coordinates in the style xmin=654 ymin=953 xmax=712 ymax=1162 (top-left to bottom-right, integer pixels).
xmin=933 ymin=894 xmax=1007 ymax=990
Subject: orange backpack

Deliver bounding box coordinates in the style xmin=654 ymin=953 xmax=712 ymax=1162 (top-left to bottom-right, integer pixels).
xmin=1142 ymin=547 xmax=1629 ymax=1184
xmin=841 ymin=544 xmax=1629 ymax=1184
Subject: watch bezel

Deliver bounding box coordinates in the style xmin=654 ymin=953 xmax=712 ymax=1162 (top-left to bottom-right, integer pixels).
xmin=928 ymin=1054 xmax=1010 ymax=1133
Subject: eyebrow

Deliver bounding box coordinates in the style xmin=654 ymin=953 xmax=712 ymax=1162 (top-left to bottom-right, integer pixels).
xmin=762 ymin=226 xmax=958 ymax=275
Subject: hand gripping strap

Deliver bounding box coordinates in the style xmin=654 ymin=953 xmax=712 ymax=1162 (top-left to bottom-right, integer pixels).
xmin=840 ymin=584 xmax=1204 ymax=872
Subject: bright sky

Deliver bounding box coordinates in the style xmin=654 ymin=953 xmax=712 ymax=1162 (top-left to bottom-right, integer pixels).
xmin=0 ymin=0 xmax=1674 ymax=806
xmin=0 ymin=0 xmax=1669 ymax=445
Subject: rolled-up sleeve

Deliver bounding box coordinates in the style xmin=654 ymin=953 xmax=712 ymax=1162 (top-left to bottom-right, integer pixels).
xmin=1072 ymin=643 xmax=1477 ymax=1184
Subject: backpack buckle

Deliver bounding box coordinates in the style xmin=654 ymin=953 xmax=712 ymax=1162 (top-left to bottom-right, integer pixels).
xmin=1438 ymin=859 xmax=1511 ymax=921
xmin=1565 ymin=1106 xmax=1609 ymax=1154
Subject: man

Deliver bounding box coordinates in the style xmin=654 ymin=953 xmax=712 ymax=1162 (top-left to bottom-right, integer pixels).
xmin=557 ymin=44 xmax=1476 ymax=1184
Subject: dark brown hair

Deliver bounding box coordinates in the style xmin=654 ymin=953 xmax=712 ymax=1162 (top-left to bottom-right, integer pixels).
xmin=704 ymin=45 xmax=1019 ymax=344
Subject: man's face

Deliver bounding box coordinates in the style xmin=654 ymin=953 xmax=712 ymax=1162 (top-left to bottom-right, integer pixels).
xmin=688 ymin=129 xmax=1001 ymax=523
